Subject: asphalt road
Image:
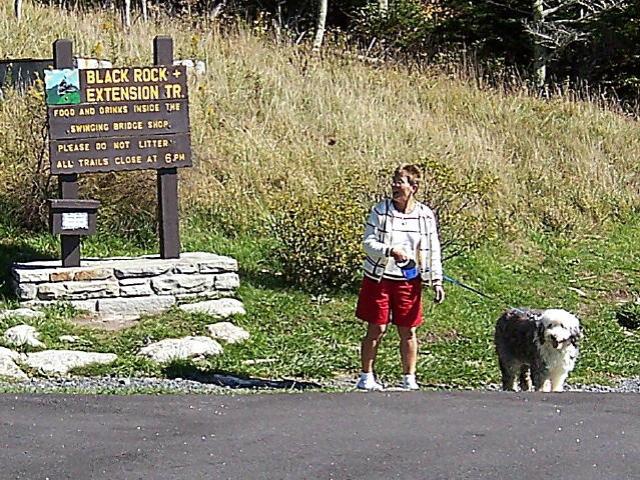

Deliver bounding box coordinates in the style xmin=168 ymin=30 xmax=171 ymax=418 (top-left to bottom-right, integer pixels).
xmin=1 ymin=391 xmax=638 ymax=480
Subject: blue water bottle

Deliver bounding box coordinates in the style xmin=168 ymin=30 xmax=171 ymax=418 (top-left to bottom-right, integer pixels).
xmin=396 ymin=259 xmax=419 ymax=280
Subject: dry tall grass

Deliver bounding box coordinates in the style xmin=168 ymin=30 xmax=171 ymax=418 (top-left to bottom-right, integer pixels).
xmin=1 ymin=1 xmax=639 ymax=236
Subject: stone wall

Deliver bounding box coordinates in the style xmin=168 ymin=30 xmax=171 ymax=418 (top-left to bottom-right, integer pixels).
xmin=11 ymin=252 xmax=240 ymax=318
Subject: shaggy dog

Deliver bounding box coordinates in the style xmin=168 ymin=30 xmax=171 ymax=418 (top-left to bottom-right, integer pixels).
xmin=494 ymin=308 xmax=583 ymax=392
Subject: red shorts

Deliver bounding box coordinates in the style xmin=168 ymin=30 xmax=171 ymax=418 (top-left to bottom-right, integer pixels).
xmin=355 ymin=276 xmax=423 ymax=328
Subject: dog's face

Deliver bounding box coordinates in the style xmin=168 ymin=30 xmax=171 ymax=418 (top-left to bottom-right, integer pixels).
xmin=538 ymin=309 xmax=583 ymax=349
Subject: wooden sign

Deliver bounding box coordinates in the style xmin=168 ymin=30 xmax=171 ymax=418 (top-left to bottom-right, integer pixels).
xmin=50 ymin=133 xmax=191 ymax=174
xmin=47 ymin=37 xmax=185 ymax=266
xmin=47 ymin=99 xmax=189 ymax=139
xmin=46 ymin=65 xmax=191 ymax=174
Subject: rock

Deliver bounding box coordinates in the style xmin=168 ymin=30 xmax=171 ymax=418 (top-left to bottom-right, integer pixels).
xmin=75 ymin=57 xmax=113 ymax=69
xmin=49 ymin=268 xmax=113 ymax=282
xmin=0 ymin=356 xmax=25 ymax=380
xmin=178 ymin=298 xmax=246 ymax=317
xmin=0 ymin=348 xmax=28 ymax=380
xmin=198 ymin=255 xmax=238 ymax=273
xmin=20 ymin=300 xmax=98 ymax=314
xmin=97 ymin=296 xmax=175 ymax=316
xmin=119 ymin=281 xmax=154 ymax=297
xmin=138 ymin=336 xmax=223 ymax=363
xmin=206 ymin=322 xmax=250 ymax=344
xmin=3 ymin=325 xmax=46 ymax=348
xmin=242 ymin=358 xmax=276 ymax=365
xmin=175 ymin=292 xmax=221 ymax=302
xmin=113 ymin=262 xmax=172 ymax=279
xmin=213 ymin=273 xmax=240 ymax=290
xmin=0 ymin=347 xmax=24 ymax=361
xmin=151 ymin=274 xmax=214 ymax=295
xmin=15 ymin=283 xmax=37 ymax=300
xmin=173 ymin=59 xmax=206 ymax=76
xmin=24 ymin=350 xmax=117 ymax=375
xmin=37 ymin=280 xmax=119 ymax=301
xmin=172 ymin=264 xmax=199 ymax=274
xmin=58 ymin=335 xmax=80 ymax=343
xmin=0 ymin=308 xmax=44 ymax=320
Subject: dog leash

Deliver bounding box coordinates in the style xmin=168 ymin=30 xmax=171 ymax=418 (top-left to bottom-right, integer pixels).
xmin=443 ymin=274 xmax=494 ymax=300
xmin=443 ymin=274 xmax=528 ymax=315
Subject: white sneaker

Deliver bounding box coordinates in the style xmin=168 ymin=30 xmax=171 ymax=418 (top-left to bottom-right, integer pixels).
xmin=401 ymin=374 xmax=419 ymax=391
xmin=356 ymin=373 xmax=383 ymax=391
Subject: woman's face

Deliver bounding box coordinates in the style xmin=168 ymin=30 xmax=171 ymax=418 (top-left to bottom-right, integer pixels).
xmin=391 ymin=174 xmax=416 ymax=204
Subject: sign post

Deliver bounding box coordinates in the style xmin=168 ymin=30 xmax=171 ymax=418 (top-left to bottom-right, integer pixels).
xmin=53 ymin=39 xmax=81 ymax=267
xmin=45 ymin=36 xmax=192 ymax=266
xmin=154 ymin=36 xmax=180 ymax=259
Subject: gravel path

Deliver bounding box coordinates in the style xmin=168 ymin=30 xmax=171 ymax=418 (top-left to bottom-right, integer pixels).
xmin=0 ymin=375 xmax=639 ymax=394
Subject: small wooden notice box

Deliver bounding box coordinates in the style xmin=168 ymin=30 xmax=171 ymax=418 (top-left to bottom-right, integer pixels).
xmin=49 ymin=199 xmax=101 ymax=236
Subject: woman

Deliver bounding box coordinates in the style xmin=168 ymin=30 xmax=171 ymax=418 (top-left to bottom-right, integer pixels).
xmin=356 ymin=164 xmax=445 ymax=391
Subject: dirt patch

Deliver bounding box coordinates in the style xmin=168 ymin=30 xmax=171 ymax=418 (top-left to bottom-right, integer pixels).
xmin=69 ymin=313 xmax=140 ymax=331
xmin=422 ymin=329 xmax=461 ymax=344
xmin=603 ymin=288 xmax=637 ymax=304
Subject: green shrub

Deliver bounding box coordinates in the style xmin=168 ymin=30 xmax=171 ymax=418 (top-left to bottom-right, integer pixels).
xmin=269 ymin=170 xmax=376 ymax=292
xmin=270 ymin=161 xmax=500 ymax=291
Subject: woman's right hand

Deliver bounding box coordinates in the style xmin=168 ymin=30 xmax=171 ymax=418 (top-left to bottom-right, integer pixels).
xmin=390 ymin=247 xmax=408 ymax=263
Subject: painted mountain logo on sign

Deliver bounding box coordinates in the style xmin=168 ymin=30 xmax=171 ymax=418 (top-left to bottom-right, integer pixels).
xmin=45 ymin=68 xmax=80 ymax=105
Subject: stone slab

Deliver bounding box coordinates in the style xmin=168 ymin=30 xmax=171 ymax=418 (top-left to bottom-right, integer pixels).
xmin=199 ymin=256 xmax=238 ymax=273
xmin=207 ymin=322 xmax=250 ymax=344
xmin=12 ymin=252 xmax=237 ymax=281
xmin=24 ymin=350 xmax=117 ymax=375
xmin=214 ymin=273 xmax=240 ymax=290
xmin=0 ymin=308 xmax=45 ymax=320
xmin=53 ymin=268 xmax=114 ymax=282
xmin=179 ymin=298 xmax=246 ymax=318
xmin=0 ymin=355 xmax=28 ymax=380
xmin=172 ymin=264 xmax=199 ymax=274
xmin=138 ymin=336 xmax=223 ymax=363
xmin=175 ymin=292 xmax=222 ymax=301
xmin=3 ymin=325 xmax=46 ymax=349
xmin=113 ymin=263 xmax=172 ymax=279
xmin=0 ymin=347 xmax=24 ymax=362
xmin=20 ymin=300 xmax=98 ymax=313
xmin=120 ymin=281 xmax=154 ymax=297
xmin=119 ymin=277 xmax=151 ymax=286
xmin=15 ymin=283 xmax=37 ymax=301
xmin=12 ymin=266 xmax=114 ymax=284
xmin=37 ymin=280 xmax=119 ymax=301
xmin=151 ymin=275 xmax=214 ymax=295
xmin=97 ymin=296 xmax=176 ymax=316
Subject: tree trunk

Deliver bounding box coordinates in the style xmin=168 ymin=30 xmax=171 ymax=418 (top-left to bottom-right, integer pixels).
xmin=14 ymin=0 xmax=22 ymax=21
xmin=142 ymin=0 xmax=148 ymax=22
xmin=123 ymin=0 xmax=132 ymax=28
xmin=532 ymin=0 xmax=546 ymax=87
xmin=313 ymin=0 xmax=328 ymax=50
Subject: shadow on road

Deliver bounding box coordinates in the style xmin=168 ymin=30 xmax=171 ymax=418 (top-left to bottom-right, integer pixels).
xmin=163 ymin=364 xmax=322 ymax=390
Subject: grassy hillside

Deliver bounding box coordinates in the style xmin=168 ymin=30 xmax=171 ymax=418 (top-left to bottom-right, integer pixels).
xmin=0 ymin=2 xmax=638 ymax=389
xmin=2 ymin=2 xmax=640 ymax=233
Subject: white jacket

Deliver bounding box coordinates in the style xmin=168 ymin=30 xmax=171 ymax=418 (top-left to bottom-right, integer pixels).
xmin=362 ymin=199 xmax=443 ymax=285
